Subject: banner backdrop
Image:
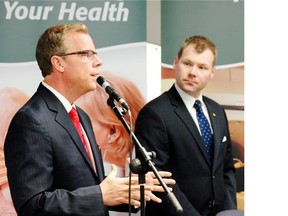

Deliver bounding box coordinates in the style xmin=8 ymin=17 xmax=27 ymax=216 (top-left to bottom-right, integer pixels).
xmin=0 ymin=0 xmax=160 ymax=99
xmin=0 ymin=1 xmax=158 ymax=215
xmin=161 ymin=0 xmax=244 ymax=67
xmin=1 ymin=0 xmax=146 ymax=62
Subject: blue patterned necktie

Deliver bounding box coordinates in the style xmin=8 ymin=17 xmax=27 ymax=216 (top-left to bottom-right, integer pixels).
xmin=194 ymin=100 xmax=213 ymax=159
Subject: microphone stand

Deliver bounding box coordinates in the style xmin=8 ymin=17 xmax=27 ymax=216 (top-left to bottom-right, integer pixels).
xmin=106 ymin=97 xmax=183 ymax=216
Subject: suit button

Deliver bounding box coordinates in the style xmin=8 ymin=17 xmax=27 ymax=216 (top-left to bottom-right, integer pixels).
xmin=208 ymin=200 xmax=215 ymax=208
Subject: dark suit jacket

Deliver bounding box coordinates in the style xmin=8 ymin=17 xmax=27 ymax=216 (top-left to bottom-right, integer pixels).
xmin=135 ymin=85 xmax=237 ymax=216
xmin=4 ymin=83 xmax=122 ymax=216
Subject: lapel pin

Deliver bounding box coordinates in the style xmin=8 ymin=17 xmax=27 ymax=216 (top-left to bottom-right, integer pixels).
xmin=212 ymin=113 xmax=216 ymax=117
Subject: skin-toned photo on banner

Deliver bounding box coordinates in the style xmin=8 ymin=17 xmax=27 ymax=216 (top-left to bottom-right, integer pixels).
xmin=76 ymin=71 xmax=146 ymax=176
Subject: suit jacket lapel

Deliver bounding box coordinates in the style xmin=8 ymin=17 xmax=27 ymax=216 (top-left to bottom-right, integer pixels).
xmin=168 ymin=86 xmax=211 ymax=165
xmin=77 ymin=108 xmax=105 ymax=180
xmin=38 ymin=84 xmax=101 ymax=178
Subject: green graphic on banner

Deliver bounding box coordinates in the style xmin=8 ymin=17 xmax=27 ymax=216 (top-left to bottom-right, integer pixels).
xmin=161 ymin=0 xmax=244 ymax=66
xmin=0 ymin=0 xmax=146 ymax=63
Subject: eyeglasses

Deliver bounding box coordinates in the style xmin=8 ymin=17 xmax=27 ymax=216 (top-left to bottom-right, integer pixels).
xmin=59 ymin=50 xmax=97 ymax=60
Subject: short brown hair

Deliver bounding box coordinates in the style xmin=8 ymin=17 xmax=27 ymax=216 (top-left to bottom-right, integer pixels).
xmin=35 ymin=23 xmax=89 ymax=77
xmin=177 ymin=35 xmax=217 ymax=66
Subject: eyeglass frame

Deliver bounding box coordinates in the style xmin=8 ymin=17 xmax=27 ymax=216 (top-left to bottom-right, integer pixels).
xmin=59 ymin=50 xmax=98 ymax=60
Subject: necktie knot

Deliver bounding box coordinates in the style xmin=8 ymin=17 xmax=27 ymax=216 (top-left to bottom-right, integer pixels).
xmin=193 ymin=99 xmax=202 ymax=112
xmin=69 ymin=107 xmax=85 ymax=146
xmin=69 ymin=107 xmax=80 ymax=123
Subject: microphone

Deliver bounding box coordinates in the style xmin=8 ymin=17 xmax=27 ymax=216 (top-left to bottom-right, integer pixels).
xmin=96 ymin=76 xmax=130 ymax=110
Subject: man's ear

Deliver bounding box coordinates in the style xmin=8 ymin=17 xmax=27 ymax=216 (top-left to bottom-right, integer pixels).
xmin=173 ymin=56 xmax=179 ymax=70
xmin=210 ymin=66 xmax=216 ymax=79
xmin=51 ymin=56 xmax=64 ymax=72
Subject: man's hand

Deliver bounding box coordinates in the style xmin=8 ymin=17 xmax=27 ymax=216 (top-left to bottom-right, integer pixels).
xmin=100 ymin=164 xmax=175 ymax=207
xmin=100 ymin=164 xmax=153 ymax=207
xmin=144 ymin=170 xmax=176 ymax=203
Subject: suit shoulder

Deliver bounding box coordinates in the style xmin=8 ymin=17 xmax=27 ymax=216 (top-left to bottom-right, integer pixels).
xmin=143 ymin=91 xmax=170 ymax=109
xmin=203 ymin=96 xmax=222 ymax=107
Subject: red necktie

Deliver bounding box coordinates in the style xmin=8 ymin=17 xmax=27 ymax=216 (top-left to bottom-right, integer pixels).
xmin=69 ymin=107 xmax=94 ymax=166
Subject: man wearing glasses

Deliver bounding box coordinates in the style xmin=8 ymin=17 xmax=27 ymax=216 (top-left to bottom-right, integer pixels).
xmin=4 ymin=23 xmax=175 ymax=216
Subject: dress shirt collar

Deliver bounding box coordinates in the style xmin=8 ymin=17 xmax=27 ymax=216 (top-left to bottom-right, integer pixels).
xmin=174 ymin=83 xmax=203 ymax=110
xmin=42 ymin=81 xmax=73 ymax=112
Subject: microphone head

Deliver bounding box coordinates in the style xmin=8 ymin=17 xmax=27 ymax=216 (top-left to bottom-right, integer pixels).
xmin=96 ymin=76 xmax=105 ymax=86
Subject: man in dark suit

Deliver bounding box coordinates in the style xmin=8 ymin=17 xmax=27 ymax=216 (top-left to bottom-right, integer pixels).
xmin=135 ymin=35 xmax=237 ymax=216
xmin=4 ymin=23 xmax=175 ymax=216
